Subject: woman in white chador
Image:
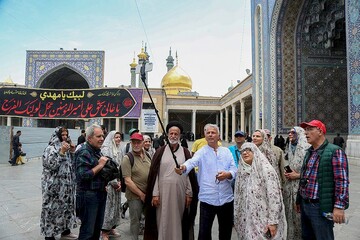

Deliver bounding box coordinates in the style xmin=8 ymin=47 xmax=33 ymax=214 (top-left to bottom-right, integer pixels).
xmin=100 ymin=131 xmax=124 ymax=240
xmin=283 ymin=127 xmax=310 ymax=239
xmin=252 ymin=129 xmax=281 ymax=179
xmin=234 ymin=142 xmax=287 ymax=239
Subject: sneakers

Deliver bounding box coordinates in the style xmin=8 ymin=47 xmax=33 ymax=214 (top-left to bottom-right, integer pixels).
xmin=60 ymin=232 xmax=78 ymax=240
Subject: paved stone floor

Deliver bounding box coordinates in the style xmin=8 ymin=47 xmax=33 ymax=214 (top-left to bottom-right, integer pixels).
xmin=1 ymin=156 xmax=359 ymax=239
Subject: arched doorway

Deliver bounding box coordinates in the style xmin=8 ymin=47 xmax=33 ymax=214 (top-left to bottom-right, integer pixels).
xmin=37 ymin=65 xmax=90 ymax=129
xmin=275 ymin=0 xmax=347 ymax=134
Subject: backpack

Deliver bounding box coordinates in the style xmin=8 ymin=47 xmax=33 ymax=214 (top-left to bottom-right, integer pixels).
xmin=125 ymin=142 xmax=131 ymax=153
xmin=120 ymin=151 xmax=151 ymax=192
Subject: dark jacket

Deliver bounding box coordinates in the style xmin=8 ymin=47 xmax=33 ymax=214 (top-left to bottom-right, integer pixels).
xmin=12 ymin=135 xmax=20 ymax=149
xmin=77 ymin=135 xmax=86 ymax=145
xmin=75 ymin=142 xmax=107 ymax=191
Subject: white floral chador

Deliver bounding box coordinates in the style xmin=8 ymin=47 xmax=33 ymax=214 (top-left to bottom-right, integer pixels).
xmin=234 ymin=142 xmax=287 ymax=239
xmin=40 ymin=127 xmax=77 ymax=237
xmin=283 ymin=127 xmax=310 ymax=239
xmin=101 ymin=131 xmax=124 ymax=230
xmin=256 ymin=129 xmax=281 ymax=179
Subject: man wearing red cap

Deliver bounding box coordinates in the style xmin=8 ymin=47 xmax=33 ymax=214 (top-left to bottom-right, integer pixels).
xmin=296 ymin=120 xmax=349 ymax=240
xmin=121 ymin=132 xmax=151 ymax=239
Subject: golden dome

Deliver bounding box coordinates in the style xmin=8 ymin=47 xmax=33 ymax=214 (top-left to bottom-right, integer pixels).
xmin=161 ymin=65 xmax=192 ymax=95
xmin=130 ymin=57 xmax=137 ymax=68
xmin=137 ymin=47 xmax=147 ymax=60
xmin=4 ymin=76 xmax=13 ymax=83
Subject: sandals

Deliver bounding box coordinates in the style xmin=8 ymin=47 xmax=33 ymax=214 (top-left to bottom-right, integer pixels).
xmin=109 ymin=229 xmax=121 ymax=236
xmin=101 ymin=231 xmax=109 ymax=240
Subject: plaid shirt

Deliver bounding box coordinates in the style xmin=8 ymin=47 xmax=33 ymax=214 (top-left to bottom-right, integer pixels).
xmin=75 ymin=142 xmax=107 ymax=191
xmin=299 ymin=147 xmax=349 ymax=209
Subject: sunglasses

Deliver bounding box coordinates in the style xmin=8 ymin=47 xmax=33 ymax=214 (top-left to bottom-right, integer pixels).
xmin=288 ymin=130 xmax=296 ymax=134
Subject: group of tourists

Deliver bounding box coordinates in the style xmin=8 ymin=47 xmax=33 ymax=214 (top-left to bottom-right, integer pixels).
xmin=38 ymin=119 xmax=349 ymax=240
xmin=221 ymin=120 xmax=349 ymax=240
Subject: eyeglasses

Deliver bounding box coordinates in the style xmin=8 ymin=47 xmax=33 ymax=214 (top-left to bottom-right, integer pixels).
xmin=240 ymin=148 xmax=252 ymax=154
xmin=288 ymin=130 xmax=296 ymax=134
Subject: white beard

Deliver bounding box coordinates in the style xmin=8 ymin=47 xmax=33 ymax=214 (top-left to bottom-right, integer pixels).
xmin=169 ymin=139 xmax=179 ymax=145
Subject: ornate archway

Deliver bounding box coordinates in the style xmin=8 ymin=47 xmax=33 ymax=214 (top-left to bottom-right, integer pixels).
xmin=273 ymin=0 xmax=347 ymax=134
xmin=23 ymin=50 xmax=105 ymax=127
xmin=37 ymin=64 xmax=90 ymax=89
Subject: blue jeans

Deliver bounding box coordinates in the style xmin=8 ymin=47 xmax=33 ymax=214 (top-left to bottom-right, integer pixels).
xmin=300 ymin=200 xmax=334 ymax=240
xmin=77 ymin=190 xmax=107 ymax=240
xmin=198 ymin=201 xmax=233 ymax=240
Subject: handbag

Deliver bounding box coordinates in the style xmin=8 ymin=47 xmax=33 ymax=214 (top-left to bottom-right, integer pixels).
xmin=99 ymin=157 xmax=120 ymax=182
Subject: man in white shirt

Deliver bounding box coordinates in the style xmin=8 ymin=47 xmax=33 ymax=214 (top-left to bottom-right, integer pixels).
xmin=175 ymin=123 xmax=237 ymax=240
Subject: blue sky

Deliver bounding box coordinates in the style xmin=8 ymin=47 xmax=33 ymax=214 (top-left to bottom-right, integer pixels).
xmin=0 ymin=0 xmax=252 ymax=97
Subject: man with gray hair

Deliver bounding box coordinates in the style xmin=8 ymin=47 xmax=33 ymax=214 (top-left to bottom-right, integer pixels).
xmin=175 ymin=123 xmax=237 ymax=240
xmin=75 ymin=124 xmax=109 ymax=240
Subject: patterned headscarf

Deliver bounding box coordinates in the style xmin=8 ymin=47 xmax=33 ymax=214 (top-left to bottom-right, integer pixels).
xmin=101 ymin=130 xmax=123 ymax=164
xmin=47 ymin=126 xmax=69 ymax=147
xmin=143 ymin=134 xmax=155 ymax=158
xmin=254 ymin=129 xmax=277 ymax=166
xmin=42 ymin=126 xmax=71 ymax=170
xmin=239 ymin=142 xmax=272 ymax=178
xmin=286 ymin=126 xmax=310 ymax=172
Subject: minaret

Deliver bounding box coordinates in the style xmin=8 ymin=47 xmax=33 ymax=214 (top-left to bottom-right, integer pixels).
xmin=166 ymin=47 xmax=174 ymax=72
xmin=129 ymin=55 xmax=137 ymax=87
xmin=137 ymin=44 xmax=148 ymax=88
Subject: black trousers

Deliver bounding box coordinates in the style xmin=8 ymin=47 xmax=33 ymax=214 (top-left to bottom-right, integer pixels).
xmin=198 ymin=201 xmax=233 ymax=240
xmin=11 ymin=147 xmax=20 ymax=164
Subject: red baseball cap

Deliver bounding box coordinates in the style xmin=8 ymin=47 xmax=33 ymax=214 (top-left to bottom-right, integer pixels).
xmin=300 ymin=120 xmax=326 ymax=134
xmin=130 ymin=132 xmax=144 ymax=141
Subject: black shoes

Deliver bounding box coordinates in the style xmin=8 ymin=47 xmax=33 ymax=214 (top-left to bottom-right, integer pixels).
xmin=121 ymin=203 xmax=127 ymax=219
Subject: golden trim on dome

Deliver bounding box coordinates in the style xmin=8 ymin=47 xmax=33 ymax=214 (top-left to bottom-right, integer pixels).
xmin=4 ymin=76 xmax=13 ymax=83
xmin=130 ymin=57 xmax=138 ymax=68
xmin=137 ymin=47 xmax=147 ymax=60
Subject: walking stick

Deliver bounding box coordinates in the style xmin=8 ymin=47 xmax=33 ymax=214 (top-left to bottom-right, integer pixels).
xmin=139 ymin=61 xmax=180 ymax=168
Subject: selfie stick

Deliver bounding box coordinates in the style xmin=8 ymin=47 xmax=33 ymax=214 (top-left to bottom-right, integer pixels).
xmin=139 ymin=61 xmax=180 ymax=168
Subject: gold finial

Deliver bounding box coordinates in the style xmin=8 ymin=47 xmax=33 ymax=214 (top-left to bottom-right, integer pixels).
xmin=130 ymin=56 xmax=138 ymax=68
xmin=138 ymin=47 xmax=147 ymax=60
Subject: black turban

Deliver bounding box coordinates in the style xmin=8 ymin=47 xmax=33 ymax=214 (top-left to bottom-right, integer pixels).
xmin=166 ymin=121 xmax=183 ymax=133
